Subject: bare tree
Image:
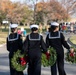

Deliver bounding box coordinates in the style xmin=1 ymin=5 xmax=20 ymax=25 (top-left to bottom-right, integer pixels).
xmin=60 ymin=0 xmax=76 ymax=16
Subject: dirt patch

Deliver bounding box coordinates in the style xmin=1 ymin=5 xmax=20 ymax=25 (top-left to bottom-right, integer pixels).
xmin=70 ymin=36 xmax=76 ymax=44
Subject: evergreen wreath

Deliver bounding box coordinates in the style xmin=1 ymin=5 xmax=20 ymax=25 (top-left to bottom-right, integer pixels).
xmin=65 ymin=47 xmax=76 ymax=63
xmin=11 ymin=50 xmax=27 ymax=71
xmin=42 ymin=47 xmax=57 ymax=67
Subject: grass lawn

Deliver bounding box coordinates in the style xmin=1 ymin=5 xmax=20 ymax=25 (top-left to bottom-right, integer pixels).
xmin=0 ymin=26 xmax=46 ymax=45
xmin=0 ymin=38 xmax=6 ymax=44
xmin=70 ymin=36 xmax=76 ymax=44
xmin=0 ymin=32 xmax=8 ymax=45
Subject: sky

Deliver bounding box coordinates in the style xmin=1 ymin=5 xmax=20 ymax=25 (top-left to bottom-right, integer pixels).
xmin=10 ymin=0 xmax=44 ymax=4
xmin=10 ymin=0 xmax=25 ymax=3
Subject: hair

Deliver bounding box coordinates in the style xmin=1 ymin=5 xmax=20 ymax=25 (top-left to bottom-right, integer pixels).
xmin=31 ymin=27 xmax=38 ymax=32
xmin=49 ymin=26 xmax=58 ymax=32
xmin=11 ymin=28 xmax=16 ymax=33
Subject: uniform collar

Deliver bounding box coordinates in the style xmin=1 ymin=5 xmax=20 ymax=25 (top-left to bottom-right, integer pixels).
xmin=8 ymin=33 xmax=19 ymax=41
xmin=49 ymin=31 xmax=60 ymax=39
xmin=29 ymin=33 xmax=41 ymax=41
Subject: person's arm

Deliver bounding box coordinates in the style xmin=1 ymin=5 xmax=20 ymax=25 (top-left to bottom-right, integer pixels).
xmin=40 ymin=36 xmax=47 ymax=53
xmin=46 ymin=34 xmax=50 ymax=48
xmin=6 ymin=37 xmax=10 ymax=52
xmin=23 ymin=35 xmax=29 ymax=53
xmin=61 ymin=33 xmax=74 ymax=53
xmin=41 ymin=35 xmax=50 ymax=59
xmin=61 ymin=33 xmax=70 ymax=50
xmin=18 ymin=34 xmax=24 ymax=54
xmin=18 ymin=34 xmax=23 ymax=50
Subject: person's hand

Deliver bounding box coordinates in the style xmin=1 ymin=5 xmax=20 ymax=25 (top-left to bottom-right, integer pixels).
xmin=69 ymin=48 xmax=74 ymax=57
xmin=70 ymin=48 xmax=74 ymax=53
xmin=45 ymin=50 xmax=50 ymax=60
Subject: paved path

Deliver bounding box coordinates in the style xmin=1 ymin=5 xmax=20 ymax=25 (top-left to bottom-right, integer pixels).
xmin=0 ymin=33 xmax=76 ymax=75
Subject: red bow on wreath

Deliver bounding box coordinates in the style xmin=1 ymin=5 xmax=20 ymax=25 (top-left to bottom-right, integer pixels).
xmin=20 ymin=57 xmax=27 ymax=66
xmin=45 ymin=52 xmax=50 ymax=60
xmin=70 ymin=52 xmax=74 ymax=57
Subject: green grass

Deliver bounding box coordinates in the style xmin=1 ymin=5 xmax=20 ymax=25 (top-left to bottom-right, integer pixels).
xmin=0 ymin=38 xmax=6 ymax=44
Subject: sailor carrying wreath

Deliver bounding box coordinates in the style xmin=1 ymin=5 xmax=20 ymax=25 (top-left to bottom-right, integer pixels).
xmin=7 ymin=24 xmax=27 ymax=73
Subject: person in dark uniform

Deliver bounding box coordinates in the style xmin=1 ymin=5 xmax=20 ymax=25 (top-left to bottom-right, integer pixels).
xmin=6 ymin=24 xmax=24 ymax=75
xmin=23 ymin=24 xmax=49 ymax=75
xmin=46 ymin=22 xmax=74 ymax=75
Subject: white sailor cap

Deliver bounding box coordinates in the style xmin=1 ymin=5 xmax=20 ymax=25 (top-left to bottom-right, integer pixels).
xmin=30 ymin=24 xmax=39 ymax=29
xmin=51 ymin=22 xmax=59 ymax=26
xmin=10 ymin=24 xmax=18 ymax=28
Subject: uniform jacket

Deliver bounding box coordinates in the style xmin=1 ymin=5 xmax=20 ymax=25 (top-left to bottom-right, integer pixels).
xmin=6 ymin=33 xmax=23 ymax=57
xmin=46 ymin=31 xmax=70 ymax=56
xmin=23 ymin=33 xmax=47 ymax=57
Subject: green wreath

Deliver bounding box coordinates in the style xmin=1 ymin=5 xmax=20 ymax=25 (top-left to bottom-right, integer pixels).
xmin=42 ymin=47 xmax=57 ymax=67
xmin=11 ymin=50 xmax=26 ymax=71
xmin=65 ymin=47 xmax=76 ymax=63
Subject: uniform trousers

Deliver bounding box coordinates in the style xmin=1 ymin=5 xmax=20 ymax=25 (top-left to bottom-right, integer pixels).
xmin=27 ymin=55 xmax=41 ymax=75
xmin=51 ymin=54 xmax=66 ymax=75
